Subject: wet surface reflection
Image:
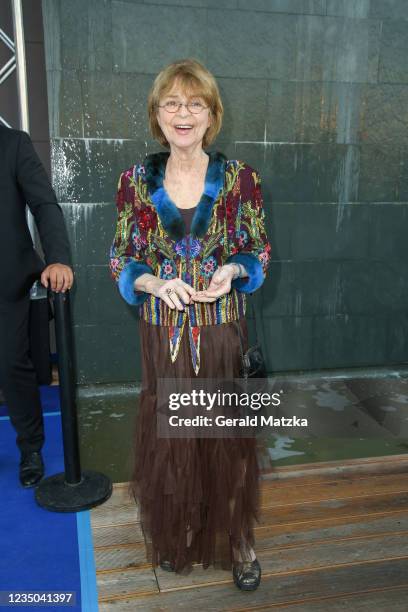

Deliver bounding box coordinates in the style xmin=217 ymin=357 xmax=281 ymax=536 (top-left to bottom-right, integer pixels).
xmin=76 ymin=373 xmax=408 ymax=483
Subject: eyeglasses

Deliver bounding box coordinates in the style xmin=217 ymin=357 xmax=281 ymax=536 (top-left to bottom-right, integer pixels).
xmin=157 ymin=101 xmax=208 ymax=114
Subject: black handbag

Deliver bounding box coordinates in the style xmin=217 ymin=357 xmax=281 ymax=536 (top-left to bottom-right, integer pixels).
xmin=232 ymin=296 xmax=267 ymax=380
xmin=232 ymin=287 xmax=269 ymax=436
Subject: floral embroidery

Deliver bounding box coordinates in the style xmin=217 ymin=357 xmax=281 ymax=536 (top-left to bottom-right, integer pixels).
xmin=200 ymin=255 xmax=217 ymax=278
xmin=131 ymin=228 xmax=147 ymax=251
xmin=259 ymin=243 xmax=272 ymax=270
xmin=238 ymin=229 xmax=248 ymax=248
xmin=110 ymin=257 xmax=120 ymax=272
xmin=138 ymin=206 xmax=156 ymax=231
xmin=160 ymin=258 xmax=177 ymax=279
xmin=174 ymin=236 xmax=202 ymax=258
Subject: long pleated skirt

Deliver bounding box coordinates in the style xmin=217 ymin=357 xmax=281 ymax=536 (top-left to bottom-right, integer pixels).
xmin=127 ymin=316 xmax=261 ymax=575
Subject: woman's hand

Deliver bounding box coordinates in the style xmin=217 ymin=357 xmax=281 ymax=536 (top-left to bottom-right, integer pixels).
xmin=191 ymin=264 xmax=237 ymax=302
xmin=145 ymin=276 xmax=196 ymax=310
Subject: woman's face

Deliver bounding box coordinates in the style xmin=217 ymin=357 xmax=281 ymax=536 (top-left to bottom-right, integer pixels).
xmin=156 ymin=83 xmax=212 ymax=152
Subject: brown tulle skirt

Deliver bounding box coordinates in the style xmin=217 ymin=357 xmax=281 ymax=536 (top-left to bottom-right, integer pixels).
xmin=127 ymin=316 xmax=261 ymax=575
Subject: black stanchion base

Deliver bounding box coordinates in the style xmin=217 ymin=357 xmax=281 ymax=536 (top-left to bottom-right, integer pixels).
xmin=34 ymin=470 xmax=112 ymax=512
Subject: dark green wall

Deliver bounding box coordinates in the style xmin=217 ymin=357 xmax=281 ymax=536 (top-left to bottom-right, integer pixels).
xmin=42 ymin=0 xmax=408 ymax=384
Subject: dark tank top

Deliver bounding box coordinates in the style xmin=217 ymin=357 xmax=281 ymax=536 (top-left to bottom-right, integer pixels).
xmin=178 ymin=205 xmax=197 ymax=235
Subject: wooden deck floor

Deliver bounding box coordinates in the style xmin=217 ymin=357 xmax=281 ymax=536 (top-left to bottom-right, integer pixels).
xmin=91 ymin=454 xmax=408 ymax=610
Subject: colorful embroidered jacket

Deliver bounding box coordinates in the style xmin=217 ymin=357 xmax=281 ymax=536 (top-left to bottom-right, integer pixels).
xmin=109 ymin=150 xmax=271 ymax=374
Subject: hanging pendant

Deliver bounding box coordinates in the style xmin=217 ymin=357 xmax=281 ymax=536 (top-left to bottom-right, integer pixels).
xmin=188 ymin=324 xmax=201 ymax=376
xmin=168 ymin=316 xmax=187 ymax=364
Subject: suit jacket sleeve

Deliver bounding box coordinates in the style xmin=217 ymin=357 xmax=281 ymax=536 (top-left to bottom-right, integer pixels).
xmin=16 ymin=131 xmax=72 ymax=267
xmin=109 ymin=170 xmax=154 ymax=306
xmin=226 ymin=167 xmax=271 ymax=293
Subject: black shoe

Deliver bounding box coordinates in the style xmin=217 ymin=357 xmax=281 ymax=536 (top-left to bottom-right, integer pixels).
xmin=19 ymin=451 xmax=44 ymax=488
xmin=160 ymin=560 xmax=175 ymax=572
xmin=232 ymin=558 xmax=261 ymax=591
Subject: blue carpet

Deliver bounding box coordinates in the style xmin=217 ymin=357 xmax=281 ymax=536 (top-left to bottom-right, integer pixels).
xmin=0 ymin=391 xmax=99 ymax=611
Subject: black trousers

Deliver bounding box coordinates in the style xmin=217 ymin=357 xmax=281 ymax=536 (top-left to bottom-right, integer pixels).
xmin=0 ymin=294 xmax=44 ymax=455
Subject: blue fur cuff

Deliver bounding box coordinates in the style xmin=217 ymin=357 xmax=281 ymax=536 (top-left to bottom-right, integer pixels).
xmin=226 ymin=253 xmax=264 ymax=293
xmin=118 ymin=260 xmax=153 ymax=306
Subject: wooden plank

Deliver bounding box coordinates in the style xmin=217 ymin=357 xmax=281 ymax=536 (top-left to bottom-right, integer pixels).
xmin=261 ymin=469 xmax=408 ymax=491
xmin=96 ymin=567 xmax=158 ymax=600
xmin=92 ymin=522 xmax=144 ymax=548
xmin=91 ymin=506 xmax=139 ymax=528
xmin=93 ymin=517 xmax=408 ymax=578
xmin=254 ymin=508 xmax=408 ymax=539
xmin=155 ymin=534 xmax=408 ymax=591
xmin=260 ymin=473 xmax=408 ymax=506
xmin=93 ymin=478 xmax=408 ymax=531
xmin=262 ymin=586 xmax=408 ymax=611
xmin=260 ymin=454 xmax=408 ymax=481
xmin=95 ymin=543 xmax=147 ymax=571
xmin=97 ymin=558 xmax=408 ymax=609
xmin=92 ymin=514 xmax=408 ymax=554
xmin=90 ymin=489 xmax=139 ymax=528
xmin=93 ymin=475 xmax=408 ymax=529
xmin=99 ymin=585 xmax=408 ymax=611
xmin=261 ymin=460 xmax=408 ymax=486
xmin=259 ymin=491 xmax=408 ymax=526
xmin=94 ymin=459 xmax=408 ymax=607
xmin=253 ymin=513 xmax=408 ymax=548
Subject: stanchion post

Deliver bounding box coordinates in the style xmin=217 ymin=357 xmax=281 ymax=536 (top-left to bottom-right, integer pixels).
xmin=35 ymin=289 xmax=112 ymax=512
xmin=53 ymin=290 xmax=81 ymax=484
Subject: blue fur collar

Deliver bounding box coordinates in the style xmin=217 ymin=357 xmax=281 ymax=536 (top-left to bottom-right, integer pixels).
xmin=143 ymin=150 xmax=227 ymax=241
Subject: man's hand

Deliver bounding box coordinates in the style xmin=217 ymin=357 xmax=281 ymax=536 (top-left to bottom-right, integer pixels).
xmin=41 ymin=263 xmax=74 ymax=293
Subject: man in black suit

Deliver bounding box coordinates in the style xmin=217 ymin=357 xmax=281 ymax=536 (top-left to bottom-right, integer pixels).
xmin=0 ymin=126 xmax=73 ymax=487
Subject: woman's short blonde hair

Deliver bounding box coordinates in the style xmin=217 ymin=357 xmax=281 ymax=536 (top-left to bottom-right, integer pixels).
xmin=147 ymin=58 xmax=223 ymax=149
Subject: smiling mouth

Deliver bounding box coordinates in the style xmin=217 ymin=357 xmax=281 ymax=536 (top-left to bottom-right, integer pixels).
xmin=174 ymin=125 xmax=194 ymax=134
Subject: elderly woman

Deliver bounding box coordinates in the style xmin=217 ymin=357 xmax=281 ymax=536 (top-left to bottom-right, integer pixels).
xmin=109 ymin=58 xmax=271 ymax=590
